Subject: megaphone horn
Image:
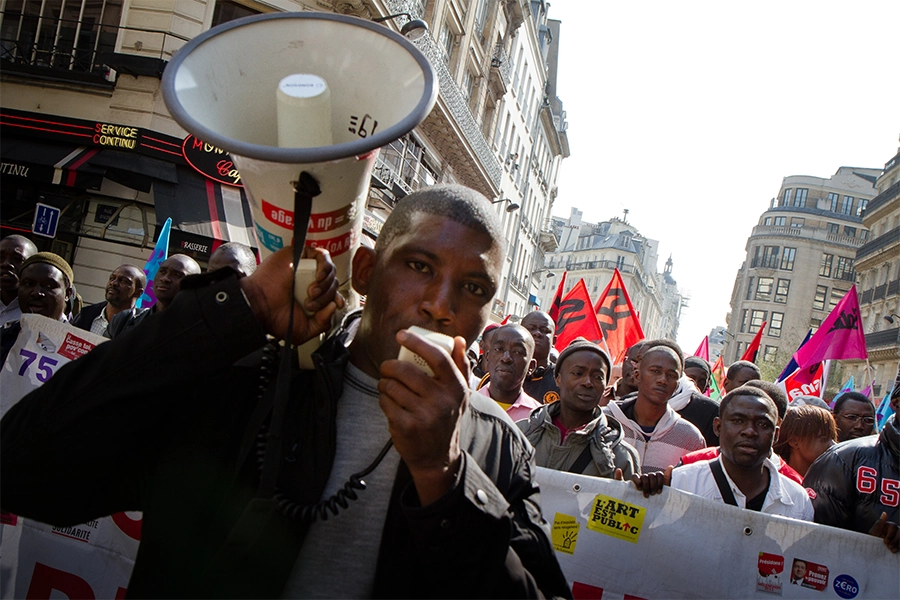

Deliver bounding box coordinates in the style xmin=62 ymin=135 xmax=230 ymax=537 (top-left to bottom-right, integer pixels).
xmin=161 ymin=11 xmax=438 ymax=288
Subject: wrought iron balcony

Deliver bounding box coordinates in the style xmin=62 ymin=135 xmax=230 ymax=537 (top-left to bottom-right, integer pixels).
xmin=856 ymin=226 xmax=900 ymax=261
xmin=0 ymin=10 xmax=186 ymax=84
xmin=865 ymin=327 xmax=899 ymax=351
xmin=863 ymin=180 xmax=900 ymax=217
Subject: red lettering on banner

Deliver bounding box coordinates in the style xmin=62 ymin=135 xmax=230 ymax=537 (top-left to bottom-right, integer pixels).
xmin=308 ymin=204 xmax=355 ymax=233
xmin=262 ymin=200 xmax=294 ymax=228
xmin=111 ymin=512 xmax=142 ymax=541
xmin=26 ymin=563 xmax=95 ymax=599
xmin=571 ymin=581 xmax=604 ymax=599
xmin=305 ymin=230 xmax=355 ymax=256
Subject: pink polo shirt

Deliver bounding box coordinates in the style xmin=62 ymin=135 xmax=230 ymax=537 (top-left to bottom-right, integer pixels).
xmin=477 ymin=384 xmax=542 ymax=422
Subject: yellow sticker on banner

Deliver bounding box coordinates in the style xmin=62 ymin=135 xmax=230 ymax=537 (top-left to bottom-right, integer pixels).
xmin=586 ymin=494 xmax=646 ymax=544
xmin=552 ymin=513 xmax=580 ymax=554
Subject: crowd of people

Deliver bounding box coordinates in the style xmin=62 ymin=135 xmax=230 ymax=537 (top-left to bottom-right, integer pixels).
xmin=0 ymin=183 xmax=897 ymax=598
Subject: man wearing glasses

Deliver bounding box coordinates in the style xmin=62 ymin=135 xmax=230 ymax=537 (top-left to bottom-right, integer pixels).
xmin=832 ymin=392 xmax=876 ymax=442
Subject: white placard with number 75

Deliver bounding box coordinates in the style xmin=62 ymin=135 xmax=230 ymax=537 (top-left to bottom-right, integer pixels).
xmin=1 ymin=314 xmax=107 ymax=417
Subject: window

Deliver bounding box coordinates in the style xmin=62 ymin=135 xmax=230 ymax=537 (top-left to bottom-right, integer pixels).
xmin=735 ymin=342 xmax=744 ymax=358
xmin=764 ymin=346 xmax=778 ymax=363
xmin=810 ymin=317 xmax=822 ymax=332
xmin=790 ymin=218 xmax=804 ymax=228
xmin=769 ymin=312 xmax=784 ymax=338
xmin=775 ymin=278 xmax=790 ymax=303
xmin=746 ymin=277 xmax=755 ymax=300
xmin=438 ymin=23 xmax=454 ymax=64
xmin=828 ymin=192 xmax=840 ymax=212
xmin=750 ymin=310 xmax=767 ymax=334
xmin=792 ymin=188 xmax=808 ymax=207
xmin=780 ymin=247 xmax=796 ymax=270
xmin=755 ymin=277 xmax=774 ymax=301
xmin=752 ymin=246 xmax=762 ymax=267
xmin=834 ymin=256 xmax=854 ymax=281
xmin=840 ymin=196 xmax=853 ymax=215
xmin=813 ymin=285 xmax=828 ymax=311
xmin=827 ymin=222 xmax=840 ymax=235
xmin=820 ymin=253 xmax=833 ymax=277
xmin=740 ymin=309 xmax=749 ymax=333
xmin=829 ymin=288 xmax=847 ymax=311
xmin=774 ymin=216 xmax=787 ymax=227
xmin=761 ymin=246 xmax=779 ymax=269
xmin=857 ymin=198 xmax=868 ymax=217
xmin=844 ymin=226 xmax=857 ymax=238
xmin=764 ymin=217 xmax=772 ymax=226
xmin=781 ymin=189 xmax=792 ymax=206
xmin=616 ymin=255 xmax=626 ymax=269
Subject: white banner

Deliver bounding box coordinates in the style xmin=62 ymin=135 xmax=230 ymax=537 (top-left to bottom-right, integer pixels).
xmin=0 ymin=314 xmax=107 ymax=412
xmin=535 ymin=467 xmax=900 ymax=600
xmin=0 ymin=314 xmax=140 ymax=599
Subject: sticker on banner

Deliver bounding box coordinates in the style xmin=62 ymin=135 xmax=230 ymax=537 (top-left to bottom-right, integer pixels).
xmin=551 ymin=513 xmax=580 ymax=554
xmin=789 ymin=557 xmax=828 ymax=591
xmin=57 ymin=332 xmax=98 ymax=361
xmin=756 ymin=552 xmax=784 ymax=595
xmin=52 ymin=520 xmax=100 ymax=544
xmin=585 ymin=494 xmax=646 ymax=543
xmin=833 ymin=575 xmax=859 ymax=599
xmin=255 ymin=224 xmax=284 ymax=252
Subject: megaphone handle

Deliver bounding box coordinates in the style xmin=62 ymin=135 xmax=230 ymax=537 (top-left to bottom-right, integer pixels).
xmin=259 ymin=171 xmax=321 ymax=499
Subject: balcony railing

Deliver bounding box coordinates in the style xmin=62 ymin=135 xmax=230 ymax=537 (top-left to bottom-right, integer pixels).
xmin=856 ymin=226 xmax=900 ymax=261
xmin=491 ymin=43 xmax=511 ymax=87
xmin=863 ymin=180 xmax=900 ymax=216
xmin=865 ymin=327 xmax=900 ymax=351
xmin=0 ymin=10 xmax=186 ymax=83
xmin=751 ymin=224 xmax=867 ymax=248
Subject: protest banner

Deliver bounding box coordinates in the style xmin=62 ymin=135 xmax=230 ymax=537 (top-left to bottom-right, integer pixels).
xmin=0 ymin=314 xmax=139 ymax=598
xmin=535 ymin=467 xmax=899 ymax=600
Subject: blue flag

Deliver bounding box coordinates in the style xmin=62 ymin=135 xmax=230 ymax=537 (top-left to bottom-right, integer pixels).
xmin=777 ymin=329 xmax=812 ymax=383
xmin=136 ymin=217 xmax=172 ymax=309
xmin=875 ymin=391 xmax=894 ymax=432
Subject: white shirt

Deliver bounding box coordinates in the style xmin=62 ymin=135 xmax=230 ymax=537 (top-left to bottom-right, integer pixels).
xmin=90 ymin=306 xmax=111 ymax=336
xmin=671 ymin=456 xmax=813 ymax=521
xmin=0 ymin=297 xmax=22 ymax=329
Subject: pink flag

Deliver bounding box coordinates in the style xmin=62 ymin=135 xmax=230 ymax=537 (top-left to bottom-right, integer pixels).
xmin=692 ymin=336 xmax=709 ymax=361
xmin=793 ymin=285 xmax=866 ymax=381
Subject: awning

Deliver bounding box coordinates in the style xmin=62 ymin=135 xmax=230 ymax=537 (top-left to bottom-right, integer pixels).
xmin=154 ymin=165 xmax=257 ymax=249
xmin=85 ymin=148 xmax=179 ymax=193
xmin=0 ymin=138 xmax=104 ymax=189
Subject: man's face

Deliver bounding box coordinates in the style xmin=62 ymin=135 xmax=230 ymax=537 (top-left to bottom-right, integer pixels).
xmin=0 ymin=238 xmax=34 ymax=294
xmin=792 ymin=560 xmax=807 ymax=581
xmin=354 ymin=213 xmax=501 ymax=368
xmin=17 ymin=263 xmax=71 ymax=320
xmin=834 ymin=399 xmax=875 ymax=442
xmin=724 ymin=366 xmax=757 ymax=393
xmin=154 ymin=257 xmax=195 ymax=304
xmin=715 ymin=394 xmax=778 ymax=470
xmin=635 ymin=349 xmax=680 ymax=407
xmin=685 ymin=366 xmax=710 ymax=393
xmin=486 ymin=327 xmax=535 ymax=395
xmin=521 ymin=311 xmax=554 ymax=363
xmin=621 ymin=343 xmax=644 ymax=385
xmin=557 ymin=350 xmax=609 ymax=414
xmin=105 ymin=267 xmax=142 ymax=308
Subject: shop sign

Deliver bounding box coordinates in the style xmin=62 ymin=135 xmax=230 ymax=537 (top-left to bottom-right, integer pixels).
xmin=182 ymin=135 xmax=243 ymax=187
xmin=92 ymin=123 xmax=140 ymax=150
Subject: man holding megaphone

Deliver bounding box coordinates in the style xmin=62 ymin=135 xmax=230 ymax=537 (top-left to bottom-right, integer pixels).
xmin=1 ymin=185 xmax=570 ymax=599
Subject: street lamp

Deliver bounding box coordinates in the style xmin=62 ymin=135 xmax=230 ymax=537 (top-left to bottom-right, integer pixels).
xmin=372 ymin=13 xmax=429 ymax=40
xmin=491 ymin=198 xmax=520 ymax=212
xmin=885 ymin=313 xmax=900 ymax=324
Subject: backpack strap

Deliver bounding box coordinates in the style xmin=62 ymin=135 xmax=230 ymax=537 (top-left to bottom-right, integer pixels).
xmin=567 ymin=444 xmax=594 ymax=474
xmin=709 ymin=458 xmax=739 ymax=506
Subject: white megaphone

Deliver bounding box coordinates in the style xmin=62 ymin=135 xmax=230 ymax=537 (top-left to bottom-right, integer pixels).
xmin=162 ymin=12 xmax=437 ymax=364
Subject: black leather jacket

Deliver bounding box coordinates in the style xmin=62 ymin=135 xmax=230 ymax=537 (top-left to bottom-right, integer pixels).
xmin=803 ymin=414 xmax=900 ymax=533
xmin=1 ymin=270 xmax=570 ymax=598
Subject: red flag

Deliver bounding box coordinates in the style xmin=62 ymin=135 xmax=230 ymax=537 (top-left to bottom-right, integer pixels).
xmin=500 ymin=314 xmax=511 ymax=325
xmin=709 ymin=355 xmax=725 ymax=400
xmin=793 ymin=285 xmax=867 ymax=371
xmin=547 ymin=271 xmax=567 ymax=323
xmin=593 ymin=269 xmax=644 ymax=363
xmin=783 ymin=362 xmax=825 ymax=401
xmin=554 ymin=279 xmax=603 ymax=351
xmin=692 ymin=336 xmax=709 ymax=361
xmin=741 ymin=322 xmax=766 ymax=363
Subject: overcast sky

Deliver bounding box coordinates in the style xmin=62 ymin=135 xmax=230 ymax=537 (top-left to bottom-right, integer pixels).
xmin=546 ymin=1 xmax=900 ymax=350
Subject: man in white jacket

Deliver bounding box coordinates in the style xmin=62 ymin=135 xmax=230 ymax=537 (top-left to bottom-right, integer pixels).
xmin=604 ymin=346 xmax=705 ymax=473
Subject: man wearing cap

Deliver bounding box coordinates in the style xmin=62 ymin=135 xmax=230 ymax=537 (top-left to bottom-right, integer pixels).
xmin=0 ymin=235 xmax=38 ymax=329
xmin=1 ymin=252 xmax=75 ymax=366
xmin=517 ymin=338 xmax=640 ymax=478
xmin=478 ymin=324 xmax=542 ymax=422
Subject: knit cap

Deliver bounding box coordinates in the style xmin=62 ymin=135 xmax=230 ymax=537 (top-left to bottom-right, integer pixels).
xmin=684 ymin=356 xmax=711 ymax=375
xmin=554 ymin=337 xmax=611 ymax=379
xmin=21 ymin=252 xmax=74 ymax=287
